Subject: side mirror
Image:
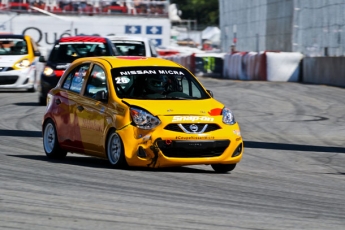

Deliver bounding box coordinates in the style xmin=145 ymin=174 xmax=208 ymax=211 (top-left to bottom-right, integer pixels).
xmin=206 ymin=89 xmax=213 ymax=97
xmin=39 ymin=56 xmax=46 ymax=62
xmin=95 ymin=90 xmax=108 ymax=102
xmin=34 ymin=51 xmax=41 ymax=57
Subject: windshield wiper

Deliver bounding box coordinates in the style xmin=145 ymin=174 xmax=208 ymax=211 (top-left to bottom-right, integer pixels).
xmin=164 ymin=96 xmax=189 ymax=100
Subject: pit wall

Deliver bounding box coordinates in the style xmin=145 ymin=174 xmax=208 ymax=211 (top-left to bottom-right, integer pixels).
xmin=159 ymin=51 xmax=345 ymax=88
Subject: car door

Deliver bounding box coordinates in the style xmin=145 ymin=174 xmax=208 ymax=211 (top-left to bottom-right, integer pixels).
xmin=58 ymin=62 xmax=91 ymax=152
xmin=75 ymin=63 xmax=109 ymax=157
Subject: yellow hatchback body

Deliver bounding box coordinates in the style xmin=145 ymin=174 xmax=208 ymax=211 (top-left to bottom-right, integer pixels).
xmin=42 ymin=56 xmax=243 ymax=173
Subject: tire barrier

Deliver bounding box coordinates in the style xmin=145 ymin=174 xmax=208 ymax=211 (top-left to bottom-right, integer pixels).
xmin=161 ymin=50 xmax=304 ymax=82
xmin=194 ymin=53 xmax=225 ymax=78
xmin=160 ymin=52 xmax=196 ymax=74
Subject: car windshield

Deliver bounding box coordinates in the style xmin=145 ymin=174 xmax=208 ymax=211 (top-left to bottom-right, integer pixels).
xmin=49 ymin=42 xmax=111 ymax=63
xmin=112 ymin=41 xmax=145 ymax=56
xmin=112 ymin=67 xmax=211 ymax=100
xmin=0 ymin=38 xmax=28 ymax=55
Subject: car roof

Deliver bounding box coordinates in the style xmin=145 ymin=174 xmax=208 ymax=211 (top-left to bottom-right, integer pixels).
xmin=76 ymin=56 xmax=181 ymax=68
xmin=106 ymin=35 xmax=149 ymax=42
xmin=0 ymin=34 xmax=25 ymax=39
xmin=58 ymin=36 xmax=108 ymax=43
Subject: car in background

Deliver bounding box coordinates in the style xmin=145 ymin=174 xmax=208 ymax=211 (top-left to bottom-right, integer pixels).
xmin=38 ymin=35 xmax=117 ymax=105
xmin=42 ymin=56 xmax=243 ymax=173
xmin=0 ymin=34 xmax=41 ymax=92
xmin=106 ymin=35 xmax=158 ymax=57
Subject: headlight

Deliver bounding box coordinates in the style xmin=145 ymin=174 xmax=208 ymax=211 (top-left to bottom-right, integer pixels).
xmin=130 ymin=107 xmax=161 ymax=130
xmin=14 ymin=59 xmax=31 ymax=69
xmin=43 ymin=66 xmax=54 ymax=76
xmin=222 ymin=107 xmax=236 ymax=125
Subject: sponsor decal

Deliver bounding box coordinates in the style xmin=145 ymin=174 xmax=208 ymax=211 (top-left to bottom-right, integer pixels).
xmin=80 ymin=118 xmax=103 ymax=131
xmin=208 ymin=108 xmax=222 ymax=116
xmin=125 ymin=25 xmax=141 ymax=34
xmin=175 ymin=136 xmax=215 ymax=140
xmin=119 ymin=70 xmax=185 ymax=76
xmin=115 ymin=76 xmax=130 ymax=84
xmin=146 ymin=26 xmax=162 ymax=35
xmin=233 ymin=130 xmax=241 ymax=136
xmin=172 ymin=116 xmax=214 ymax=122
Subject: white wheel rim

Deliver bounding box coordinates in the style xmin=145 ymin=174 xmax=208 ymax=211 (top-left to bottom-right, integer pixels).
xmin=108 ymin=133 xmax=121 ymax=165
xmin=44 ymin=123 xmax=55 ymax=154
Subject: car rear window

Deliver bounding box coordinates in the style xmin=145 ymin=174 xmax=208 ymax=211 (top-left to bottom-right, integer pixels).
xmin=112 ymin=41 xmax=146 ymax=56
xmin=0 ymin=38 xmax=28 ymax=55
xmin=49 ymin=42 xmax=111 ymax=63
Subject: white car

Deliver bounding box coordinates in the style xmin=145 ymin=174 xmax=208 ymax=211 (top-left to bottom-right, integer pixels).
xmin=0 ymin=34 xmax=41 ymax=92
xmin=106 ymin=35 xmax=158 ymax=57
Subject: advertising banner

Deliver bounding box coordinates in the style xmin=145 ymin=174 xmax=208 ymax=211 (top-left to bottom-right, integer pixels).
xmin=0 ymin=14 xmax=170 ymax=49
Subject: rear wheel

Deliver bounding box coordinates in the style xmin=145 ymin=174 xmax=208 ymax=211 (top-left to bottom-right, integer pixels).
xmin=211 ymin=164 xmax=236 ymax=173
xmin=43 ymin=119 xmax=67 ymax=159
xmin=106 ymin=131 xmax=127 ymax=168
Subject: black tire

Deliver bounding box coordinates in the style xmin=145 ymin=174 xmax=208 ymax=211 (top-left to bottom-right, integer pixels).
xmin=27 ymin=86 xmax=36 ymax=92
xmin=39 ymin=96 xmax=46 ymax=106
xmin=43 ymin=119 xmax=67 ymax=159
xmin=211 ymin=164 xmax=236 ymax=173
xmin=106 ymin=131 xmax=127 ymax=168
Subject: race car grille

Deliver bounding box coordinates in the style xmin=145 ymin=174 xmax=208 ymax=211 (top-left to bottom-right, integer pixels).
xmin=0 ymin=67 xmax=14 ymax=72
xmin=164 ymin=123 xmax=220 ymax=133
xmin=0 ymin=75 xmax=19 ymax=85
xmin=157 ymin=140 xmax=230 ymax=158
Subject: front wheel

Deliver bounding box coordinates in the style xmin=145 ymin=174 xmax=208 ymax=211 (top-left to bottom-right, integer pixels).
xmin=211 ymin=164 xmax=236 ymax=173
xmin=43 ymin=119 xmax=67 ymax=159
xmin=106 ymin=131 xmax=127 ymax=168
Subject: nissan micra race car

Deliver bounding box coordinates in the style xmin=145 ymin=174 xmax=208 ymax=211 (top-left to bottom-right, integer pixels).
xmin=0 ymin=34 xmax=41 ymax=92
xmin=42 ymin=56 xmax=243 ymax=173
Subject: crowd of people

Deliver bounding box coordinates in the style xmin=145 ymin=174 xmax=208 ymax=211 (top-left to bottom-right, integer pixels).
xmin=0 ymin=0 xmax=168 ymax=16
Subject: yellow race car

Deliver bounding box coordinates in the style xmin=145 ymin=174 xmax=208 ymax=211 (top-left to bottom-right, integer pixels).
xmin=42 ymin=56 xmax=243 ymax=173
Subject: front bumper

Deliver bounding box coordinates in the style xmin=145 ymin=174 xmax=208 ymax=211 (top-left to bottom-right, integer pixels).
xmin=117 ymin=119 xmax=244 ymax=168
xmin=0 ymin=66 xmax=36 ymax=90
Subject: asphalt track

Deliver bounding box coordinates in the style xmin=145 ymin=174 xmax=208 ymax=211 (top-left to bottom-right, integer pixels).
xmin=0 ymin=78 xmax=345 ymax=230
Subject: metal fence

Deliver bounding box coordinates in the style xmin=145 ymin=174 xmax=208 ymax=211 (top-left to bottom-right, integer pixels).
xmin=219 ymin=0 xmax=345 ymax=57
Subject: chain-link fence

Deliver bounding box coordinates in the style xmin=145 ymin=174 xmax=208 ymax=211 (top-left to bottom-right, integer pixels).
xmin=220 ymin=0 xmax=345 ymax=56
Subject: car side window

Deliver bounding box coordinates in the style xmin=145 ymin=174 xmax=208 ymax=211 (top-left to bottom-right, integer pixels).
xmin=62 ymin=64 xmax=90 ymax=93
xmin=84 ymin=64 xmax=108 ymax=99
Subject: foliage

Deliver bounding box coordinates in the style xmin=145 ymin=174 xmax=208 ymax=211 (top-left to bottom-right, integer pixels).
xmin=170 ymin=0 xmax=219 ymax=26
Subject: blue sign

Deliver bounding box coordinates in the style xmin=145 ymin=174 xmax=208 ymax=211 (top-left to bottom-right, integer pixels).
xmin=125 ymin=25 xmax=141 ymax=34
xmin=146 ymin=26 xmax=162 ymax=35
xmin=150 ymin=39 xmax=162 ymax=47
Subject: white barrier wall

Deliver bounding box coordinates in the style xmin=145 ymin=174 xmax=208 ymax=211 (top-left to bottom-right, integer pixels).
xmin=266 ymin=52 xmax=303 ymax=82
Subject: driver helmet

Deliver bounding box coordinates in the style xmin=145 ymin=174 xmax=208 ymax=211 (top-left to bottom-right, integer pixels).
xmin=145 ymin=75 xmax=168 ymax=94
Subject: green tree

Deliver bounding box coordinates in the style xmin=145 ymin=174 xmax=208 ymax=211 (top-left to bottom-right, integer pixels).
xmin=170 ymin=0 xmax=219 ymax=27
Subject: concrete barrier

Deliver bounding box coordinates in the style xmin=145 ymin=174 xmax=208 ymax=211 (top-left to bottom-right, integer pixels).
xmin=303 ymin=57 xmax=345 ymax=88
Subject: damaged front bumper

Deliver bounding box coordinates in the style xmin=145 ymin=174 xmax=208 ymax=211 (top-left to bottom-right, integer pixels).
xmin=116 ymin=122 xmax=244 ymax=168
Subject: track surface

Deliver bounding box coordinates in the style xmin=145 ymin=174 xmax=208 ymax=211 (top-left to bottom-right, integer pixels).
xmin=0 ymin=79 xmax=345 ymax=230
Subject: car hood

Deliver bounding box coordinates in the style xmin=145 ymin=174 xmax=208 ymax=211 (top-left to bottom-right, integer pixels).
xmin=122 ymin=98 xmax=225 ymax=116
xmin=0 ymin=55 xmax=26 ymax=66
